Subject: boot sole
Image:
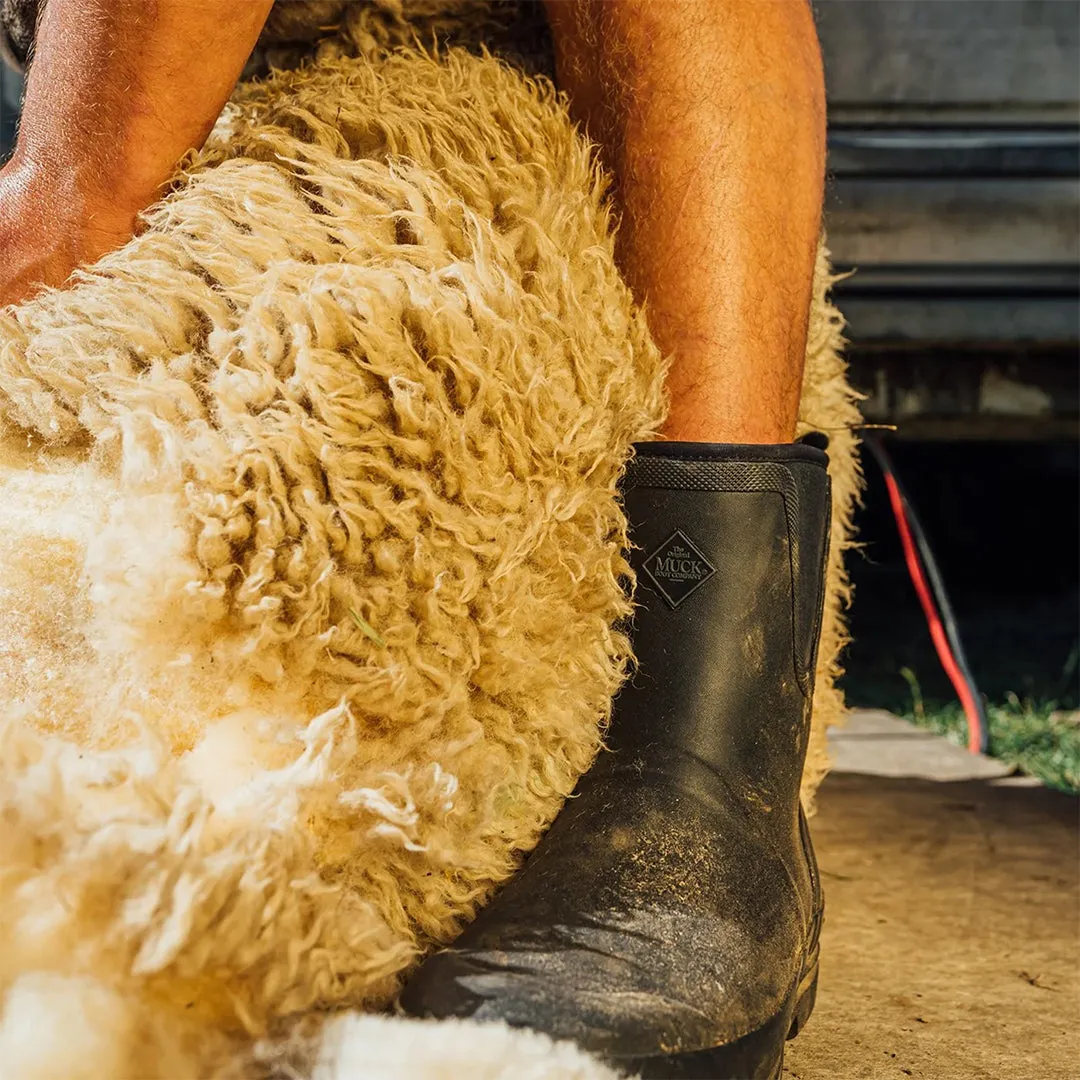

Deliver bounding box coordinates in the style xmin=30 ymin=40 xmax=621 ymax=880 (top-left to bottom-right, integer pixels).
xmin=615 ymin=949 xmax=819 ymax=1080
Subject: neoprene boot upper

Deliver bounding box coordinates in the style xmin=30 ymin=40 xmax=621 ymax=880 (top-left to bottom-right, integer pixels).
xmin=402 ymin=441 xmax=832 ymax=1080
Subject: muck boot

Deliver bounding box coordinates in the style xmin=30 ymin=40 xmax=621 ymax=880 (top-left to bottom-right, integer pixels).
xmin=402 ymin=441 xmax=832 ymax=1080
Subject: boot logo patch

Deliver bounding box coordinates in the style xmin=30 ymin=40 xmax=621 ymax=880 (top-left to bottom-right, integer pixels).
xmin=642 ymin=530 xmax=716 ymax=608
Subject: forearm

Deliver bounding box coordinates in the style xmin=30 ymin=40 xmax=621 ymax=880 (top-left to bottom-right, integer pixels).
xmin=546 ymin=0 xmax=826 ymax=443
xmin=1 ymin=0 xmax=272 ymax=303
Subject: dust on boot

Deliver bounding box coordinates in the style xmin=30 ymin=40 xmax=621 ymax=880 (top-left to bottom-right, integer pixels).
xmin=402 ymin=440 xmax=832 ymax=1080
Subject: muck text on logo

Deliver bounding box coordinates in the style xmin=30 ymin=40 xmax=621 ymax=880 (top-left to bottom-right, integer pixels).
xmin=642 ymin=530 xmax=716 ymax=608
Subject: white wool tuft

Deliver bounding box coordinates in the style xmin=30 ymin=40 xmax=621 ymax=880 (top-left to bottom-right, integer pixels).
xmin=0 ymin=974 xmax=133 ymax=1080
xmin=314 ymin=1014 xmax=630 ymax=1080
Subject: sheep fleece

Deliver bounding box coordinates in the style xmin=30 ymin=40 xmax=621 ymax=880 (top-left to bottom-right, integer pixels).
xmin=0 ymin=44 xmax=860 ymax=1080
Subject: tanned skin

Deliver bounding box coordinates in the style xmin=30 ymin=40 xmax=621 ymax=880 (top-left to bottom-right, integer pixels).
xmin=544 ymin=0 xmax=826 ymax=442
xmin=0 ymin=0 xmax=274 ymax=305
xmin=0 ymin=0 xmax=825 ymax=445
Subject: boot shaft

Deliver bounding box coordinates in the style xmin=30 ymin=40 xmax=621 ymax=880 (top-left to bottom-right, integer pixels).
xmin=611 ymin=442 xmax=832 ymax=821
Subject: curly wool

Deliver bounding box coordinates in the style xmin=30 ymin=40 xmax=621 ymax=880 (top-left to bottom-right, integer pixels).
xmin=0 ymin=43 xmax=859 ymax=1080
xmin=0 ymin=46 xmax=664 ymax=1076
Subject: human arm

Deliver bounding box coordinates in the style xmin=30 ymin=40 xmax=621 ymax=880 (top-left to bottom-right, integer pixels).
xmin=0 ymin=0 xmax=274 ymax=307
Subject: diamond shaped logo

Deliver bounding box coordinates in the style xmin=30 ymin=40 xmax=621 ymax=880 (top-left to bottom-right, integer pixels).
xmin=641 ymin=530 xmax=716 ymax=609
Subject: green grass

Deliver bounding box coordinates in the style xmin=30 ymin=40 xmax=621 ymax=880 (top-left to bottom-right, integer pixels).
xmin=900 ymin=668 xmax=1080 ymax=794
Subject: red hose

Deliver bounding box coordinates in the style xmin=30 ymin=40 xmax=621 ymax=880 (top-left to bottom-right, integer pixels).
xmin=882 ymin=471 xmax=985 ymax=754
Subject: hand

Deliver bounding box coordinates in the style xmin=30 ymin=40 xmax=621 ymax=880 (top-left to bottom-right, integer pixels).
xmin=0 ymin=155 xmax=138 ymax=309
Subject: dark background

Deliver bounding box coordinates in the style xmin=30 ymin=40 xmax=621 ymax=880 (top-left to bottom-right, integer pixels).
xmin=843 ymin=437 xmax=1079 ymax=712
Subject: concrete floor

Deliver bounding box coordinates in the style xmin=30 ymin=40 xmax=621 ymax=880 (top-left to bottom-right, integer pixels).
xmin=784 ymin=714 xmax=1079 ymax=1080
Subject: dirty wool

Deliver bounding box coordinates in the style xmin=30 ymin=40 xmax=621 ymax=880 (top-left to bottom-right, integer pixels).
xmin=0 ymin=41 xmax=861 ymax=1080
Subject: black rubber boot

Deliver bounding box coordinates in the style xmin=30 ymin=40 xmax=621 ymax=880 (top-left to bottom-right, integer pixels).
xmin=401 ymin=441 xmax=832 ymax=1079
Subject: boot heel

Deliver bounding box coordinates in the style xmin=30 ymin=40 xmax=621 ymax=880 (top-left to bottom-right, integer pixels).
xmin=786 ymin=961 xmax=819 ymax=1040
xmin=633 ymin=967 xmax=815 ymax=1080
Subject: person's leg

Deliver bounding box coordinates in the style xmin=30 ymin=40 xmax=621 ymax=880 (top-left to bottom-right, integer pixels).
xmin=403 ymin=6 xmax=836 ymax=1076
xmin=543 ymin=0 xmax=826 ymax=445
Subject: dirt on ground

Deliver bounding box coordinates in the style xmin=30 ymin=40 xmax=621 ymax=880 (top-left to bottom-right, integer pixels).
xmin=784 ymin=772 xmax=1078 ymax=1080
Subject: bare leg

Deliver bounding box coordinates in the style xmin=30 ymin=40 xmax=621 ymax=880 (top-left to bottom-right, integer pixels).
xmin=543 ymin=0 xmax=826 ymax=444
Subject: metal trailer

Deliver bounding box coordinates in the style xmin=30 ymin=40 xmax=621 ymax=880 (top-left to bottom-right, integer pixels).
xmin=819 ymin=0 xmax=1079 ymax=441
